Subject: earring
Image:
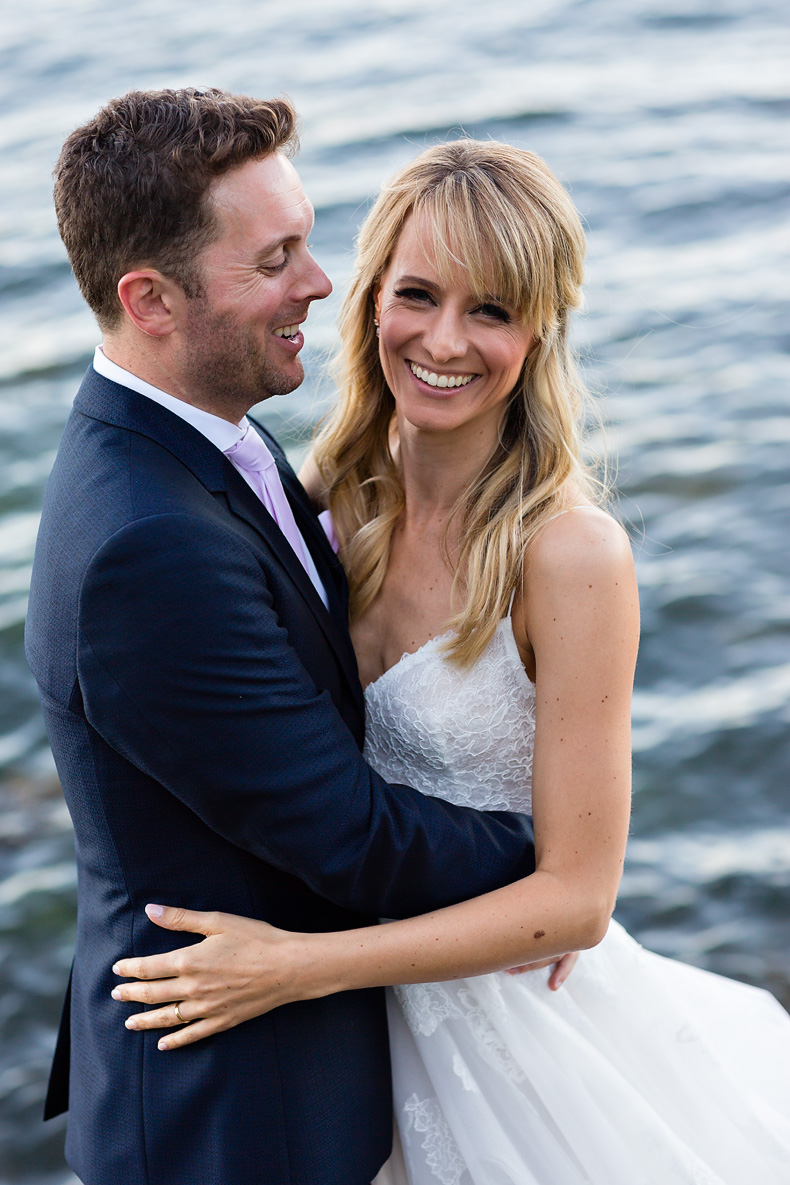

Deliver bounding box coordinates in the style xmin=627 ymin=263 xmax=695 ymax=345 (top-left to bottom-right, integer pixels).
xmin=373 ymin=318 xmax=380 ymax=338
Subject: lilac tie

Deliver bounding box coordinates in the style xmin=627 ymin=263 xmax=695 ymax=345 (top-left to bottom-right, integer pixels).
xmin=224 ymin=427 xmax=312 ymax=577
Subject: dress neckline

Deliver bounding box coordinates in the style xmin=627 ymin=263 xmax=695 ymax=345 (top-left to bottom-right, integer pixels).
xmin=363 ymin=613 xmax=534 ymax=694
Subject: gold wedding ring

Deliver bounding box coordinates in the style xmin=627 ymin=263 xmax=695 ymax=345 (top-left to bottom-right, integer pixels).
xmin=174 ymin=1002 xmax=187 ymax=1025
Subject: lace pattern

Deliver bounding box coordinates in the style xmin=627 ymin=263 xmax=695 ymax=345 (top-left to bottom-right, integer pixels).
xmin=404 ymin=1094 xmax=467 ymax=1185
xmin=364 ymin=618 xmax=535 ymax=815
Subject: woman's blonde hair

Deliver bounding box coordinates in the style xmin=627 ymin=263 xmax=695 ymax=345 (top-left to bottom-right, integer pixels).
xmin=314 ymin=139 xmax=599 ymax=666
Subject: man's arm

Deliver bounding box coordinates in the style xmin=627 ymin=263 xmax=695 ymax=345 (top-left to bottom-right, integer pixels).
xmin=79 ymin=512 xmax=534 ymax=919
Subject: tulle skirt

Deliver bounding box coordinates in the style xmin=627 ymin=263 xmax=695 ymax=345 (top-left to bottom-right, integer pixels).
xmin=374 ymin=920 xmax=790 ymax=1185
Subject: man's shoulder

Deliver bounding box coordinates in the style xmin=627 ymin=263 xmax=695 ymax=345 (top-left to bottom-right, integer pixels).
xmin=36 ymin=380 xmax=240 ymax=596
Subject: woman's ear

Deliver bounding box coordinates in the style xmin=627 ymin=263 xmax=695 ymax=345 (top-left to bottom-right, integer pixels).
xmin=372 ymin=283 xmax=383 ymax=326
xmin=117 ymin=270 xmax=184 ymax=338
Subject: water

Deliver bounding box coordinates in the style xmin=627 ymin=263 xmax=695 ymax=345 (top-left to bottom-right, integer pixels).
xmin=1 ymin=0 xmax=788 ymax=1179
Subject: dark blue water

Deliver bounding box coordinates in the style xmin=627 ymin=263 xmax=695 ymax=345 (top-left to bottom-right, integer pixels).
xmin=1 ymin=1 xmax=788 ymax=1180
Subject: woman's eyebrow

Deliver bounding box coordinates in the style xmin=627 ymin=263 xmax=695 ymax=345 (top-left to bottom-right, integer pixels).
xmin=394 ymin=274 xmax=440 ymax=290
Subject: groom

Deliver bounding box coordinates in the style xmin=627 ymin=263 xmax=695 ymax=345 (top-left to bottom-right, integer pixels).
xmin=26 ymin=88 xmax=539 ymax=1185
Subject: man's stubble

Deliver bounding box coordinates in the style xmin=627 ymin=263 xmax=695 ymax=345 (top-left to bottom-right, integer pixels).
xmin=180 ymin=292 xmax=304 ymax=420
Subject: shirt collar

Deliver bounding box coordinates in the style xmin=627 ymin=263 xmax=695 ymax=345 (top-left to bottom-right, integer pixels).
xmin=92 ymin=345 xmax=247 ymax=452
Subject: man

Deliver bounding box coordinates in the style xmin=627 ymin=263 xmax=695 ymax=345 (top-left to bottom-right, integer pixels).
xmin=26 ymin=88 xmax=541 ymax=1185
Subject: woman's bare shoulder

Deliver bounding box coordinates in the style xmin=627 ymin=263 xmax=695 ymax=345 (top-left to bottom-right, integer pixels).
xmin=511 ymin=503 xmax=639 ymax=682
xmin=527 ymin=504 xmax=633 ymax=583
xmin=511 ymin=503 xmax=636 ymax=662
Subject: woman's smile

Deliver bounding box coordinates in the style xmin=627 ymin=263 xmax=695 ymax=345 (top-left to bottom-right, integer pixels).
xmin=406 ymin=359 xmax=480 ymax=392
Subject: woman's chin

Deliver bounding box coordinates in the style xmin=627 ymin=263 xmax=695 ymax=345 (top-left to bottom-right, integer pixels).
xmin=398 ymin=400 xmax=500 ymax=440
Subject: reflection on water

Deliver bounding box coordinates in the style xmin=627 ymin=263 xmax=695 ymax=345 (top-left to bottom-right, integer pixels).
xmin=1 ymin=0 xmax=788 ymax=1179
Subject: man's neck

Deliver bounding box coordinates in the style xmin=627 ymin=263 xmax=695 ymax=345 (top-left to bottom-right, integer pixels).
xmin=100 ymin=337 xmax=247 ymax=425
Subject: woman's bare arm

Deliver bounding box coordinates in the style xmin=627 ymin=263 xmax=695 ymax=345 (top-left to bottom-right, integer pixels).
xmin=112 ymin=511 xmax=638 ymax=1049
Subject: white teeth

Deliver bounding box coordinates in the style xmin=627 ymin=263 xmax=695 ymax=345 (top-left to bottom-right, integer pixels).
xmin=274 ymin=324 xmax=299 ymax=338
xmin=409 ymin=362 xmax=475 ymax=388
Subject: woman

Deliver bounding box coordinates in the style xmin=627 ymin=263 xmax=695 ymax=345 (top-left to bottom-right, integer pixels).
xmin=113 ymin=142 xmax=790 ymax=1183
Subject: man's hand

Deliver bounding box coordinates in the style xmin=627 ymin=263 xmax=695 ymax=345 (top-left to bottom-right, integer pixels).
xmin=505 ymin=951 xmax=579 ymax=991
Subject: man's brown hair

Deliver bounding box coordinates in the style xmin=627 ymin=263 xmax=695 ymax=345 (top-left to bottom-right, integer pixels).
xmin=54 ymin=88 xmax=298 ymax=329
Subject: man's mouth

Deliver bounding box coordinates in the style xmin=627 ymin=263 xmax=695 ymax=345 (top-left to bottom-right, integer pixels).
xmin=274 ymin=324 xmax=301 ymax=340
xmin=409 ymin=361 xmax=478 ymax=389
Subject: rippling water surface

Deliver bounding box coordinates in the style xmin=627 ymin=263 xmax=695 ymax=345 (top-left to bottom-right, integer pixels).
xmin=1 ymin=1 xmax=788 ymax=1179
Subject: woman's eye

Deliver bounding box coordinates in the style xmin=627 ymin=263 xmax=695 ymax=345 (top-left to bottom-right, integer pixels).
xmin=477 ymin=302 xmax=510 ymax=322
xmin=394 ymin=286 xmax=434 ymax=303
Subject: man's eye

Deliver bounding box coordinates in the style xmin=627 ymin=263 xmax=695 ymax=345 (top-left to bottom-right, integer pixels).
xmin=260 ymin=259 xmax=287 ymax=274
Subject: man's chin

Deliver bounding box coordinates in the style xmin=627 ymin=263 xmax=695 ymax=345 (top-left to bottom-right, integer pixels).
xmin=256 ymin=360 xmax=305 ymax=402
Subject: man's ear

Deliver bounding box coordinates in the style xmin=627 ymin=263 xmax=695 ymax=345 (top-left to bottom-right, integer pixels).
xmin=117 ymin=270 xmax=184 ymax=338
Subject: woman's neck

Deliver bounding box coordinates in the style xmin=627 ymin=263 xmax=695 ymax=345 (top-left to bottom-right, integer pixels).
xmin=396 ymin=413 xmax=501 ymax=525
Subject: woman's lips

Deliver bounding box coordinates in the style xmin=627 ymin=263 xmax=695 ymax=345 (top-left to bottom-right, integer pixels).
xmin=407 ymin=359 xmax=480 ymax=391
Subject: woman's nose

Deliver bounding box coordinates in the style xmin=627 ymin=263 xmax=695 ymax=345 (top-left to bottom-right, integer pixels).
xmin=424 ymin=307 xmax=466 ymax=363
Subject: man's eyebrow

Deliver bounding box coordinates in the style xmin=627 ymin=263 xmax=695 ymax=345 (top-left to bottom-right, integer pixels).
xmin=252 ymin=210 xmax=316 ymax=265
xmin=252 ymin=234 xmax=301 ymax=264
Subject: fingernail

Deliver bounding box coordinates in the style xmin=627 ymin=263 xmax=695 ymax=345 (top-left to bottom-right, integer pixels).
xmin=146 ymin=904 xmax=164 ymax=918
xmin=112 ymin=963 xmax=121 ymax=974
xmin=125 ymin=1018 xmax=138 ymax=1029
xmin=111 ymin=988 xmax=121 ymax=1000
xmin=158 ymin=1039 xmax=169 ymax=1051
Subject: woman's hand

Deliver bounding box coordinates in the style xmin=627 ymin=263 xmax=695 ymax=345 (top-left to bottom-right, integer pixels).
xmin=111 ymin=904 xmax=312 ymax=1050
xmin=506 ymin=951 xmax=579 ymax=990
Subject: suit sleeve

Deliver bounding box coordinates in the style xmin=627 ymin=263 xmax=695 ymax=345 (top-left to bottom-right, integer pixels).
xmin=77 ymin=513 xmax=535 ymax=919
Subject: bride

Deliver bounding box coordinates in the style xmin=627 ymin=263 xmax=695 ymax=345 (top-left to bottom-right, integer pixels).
xmin=112 ymin=141 xmax=790 ymax=1183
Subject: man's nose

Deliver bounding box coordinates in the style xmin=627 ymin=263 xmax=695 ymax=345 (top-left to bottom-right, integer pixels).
xmin=299 ymin=255 xmax=333 ymax=303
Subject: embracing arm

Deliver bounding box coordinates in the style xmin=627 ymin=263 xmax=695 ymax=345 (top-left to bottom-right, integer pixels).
xmin=79 ymin=512 xmax=533 ymax=919
xmin=312 ymin=510 xmax=638 ymax=978
xmin=114 ymin=511 xmax=638 ymax=1046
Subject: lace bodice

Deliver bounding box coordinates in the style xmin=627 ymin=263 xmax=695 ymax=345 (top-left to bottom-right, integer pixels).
xmin=363 ymin=616 xmax=535 ymax=814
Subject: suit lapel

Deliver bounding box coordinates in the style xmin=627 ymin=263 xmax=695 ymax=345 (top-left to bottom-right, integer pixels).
xmin=282 ymin=474 xmax=363 ymax=711
xmin=249 ymin=420 xmax=348 ymax=605
xmin=74 ymin=369 xmax=364 ymax=716
xmin=222 ymin=465 xmax=364 ymax=718
xmin=244 ymin=422 xmax=364 ymax=719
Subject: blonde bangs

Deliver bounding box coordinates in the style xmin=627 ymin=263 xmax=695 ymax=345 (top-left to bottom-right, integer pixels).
xmin=409 ymin=150 xmax=584 ymax=339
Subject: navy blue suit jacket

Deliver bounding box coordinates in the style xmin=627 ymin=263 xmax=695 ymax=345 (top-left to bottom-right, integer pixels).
xmin=25 ymin=367 xmax=536 ymax=1185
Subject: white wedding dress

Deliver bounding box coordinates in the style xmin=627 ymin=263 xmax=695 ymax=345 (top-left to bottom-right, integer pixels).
xmin=364 ymin=613 xmax=790 ymax=1185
